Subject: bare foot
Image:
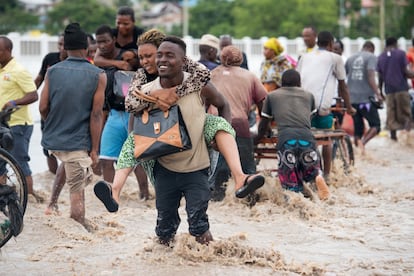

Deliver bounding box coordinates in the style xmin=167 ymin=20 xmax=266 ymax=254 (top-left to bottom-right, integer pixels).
xmin=111 ymin=186 xmax=120 ymax=204
xmin=357 ymin=140 xmax=365 ymax=155
xmin=234 ymin=174 xmax=265 ymax=198
xmin=140 ymin=192 xmax=150 ymax=201
xmin=44 ymin=204 xmax=61 ymax=216
xmin=233 ymin=173 xmax=248 ymax=191
xmin=31 ymin=191 xmax=45 ymax=203
xmin=315 ymin=175 xmax=330 ymax=200
xmin=83 ymin=218 xmax=98 ymax=232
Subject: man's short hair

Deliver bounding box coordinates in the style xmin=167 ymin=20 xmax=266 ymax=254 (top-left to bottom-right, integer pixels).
xmin=281 ymin=69 xmax=301 ymax=87
xmin=219 ymin=34 xmax=232 ymax=41
xmin=95 ymin=25 xmax=114 ymax=37
xmin=162 ymin=36 xmax=186 ymax=55
xmin=64 ymin=22 xmax=88 ymax=50
xmin=385 ymin=37 xmax=397 ymax=47
xmin=0 ymin=36 xmax=13 ymax=51
xmin=362 ymin=41 xmax=375 ymax=51
xmin=303 ymin=26 xmax=317 ymax=35
xmin=87 ymin=33 xmax=96 ymax=44
xmin=335 ymin=39 xmax=344 ymax=51
xmin=219 ymin=34 xmax=233 ymax=49
xmin=317 ymin=31 xmax=334 ymax=47
xmin=117 ymin=6 xmax=135 ymax=21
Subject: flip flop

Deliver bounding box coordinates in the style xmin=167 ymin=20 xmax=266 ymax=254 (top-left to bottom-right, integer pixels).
xmin=94 ymin=181 xmax=119 ymax=213
xmin=235 ymin=174 xmax=265 ymax=198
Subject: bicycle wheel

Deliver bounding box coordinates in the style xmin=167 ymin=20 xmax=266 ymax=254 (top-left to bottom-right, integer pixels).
xmin=332 ymin=135 xmax=354 ymax=173
xmin=0 ymin=147 xmax=27 ymax=248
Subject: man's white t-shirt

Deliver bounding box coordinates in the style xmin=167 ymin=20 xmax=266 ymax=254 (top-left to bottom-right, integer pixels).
xmin=297 ymin=49 xmax=346 ymax=115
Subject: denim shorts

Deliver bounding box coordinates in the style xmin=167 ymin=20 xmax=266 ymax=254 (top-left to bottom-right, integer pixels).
xmin=9 ymin=124 xmax=33 ymax=176
xmin=100 ymin=109 xmax=129 ymax=160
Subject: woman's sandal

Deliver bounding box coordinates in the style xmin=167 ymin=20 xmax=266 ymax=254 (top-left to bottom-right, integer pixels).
xmin=94 ymin=181 xmax=119 ymax=213
xmin=235 ymin=174 xmax=265 ymax=198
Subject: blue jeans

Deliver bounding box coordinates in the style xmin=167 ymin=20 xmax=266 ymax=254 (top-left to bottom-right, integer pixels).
xmin=153 ymin=162 xmax=210 ymax=241
xmin=209 ymin=136 xmax=256 ymax=200
xmin=0 ymin=125 xmax=33 ymax=176
xmin=236 ymin=136 xmax=256 ymax=174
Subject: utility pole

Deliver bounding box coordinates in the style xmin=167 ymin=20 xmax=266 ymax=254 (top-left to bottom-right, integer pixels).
xmin=182 ymin=0 xmax=189 ymax=37
xmin=339 ymin=0 xmax=345 ymax=38
xmin=379 ymin=0 xmax=385 ymax=50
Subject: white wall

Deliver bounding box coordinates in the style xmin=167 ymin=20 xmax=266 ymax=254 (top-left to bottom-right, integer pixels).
xmin=9 ymin=32 xmax=413 ymax=81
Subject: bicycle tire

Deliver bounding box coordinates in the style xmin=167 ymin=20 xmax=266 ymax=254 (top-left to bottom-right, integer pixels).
xmin=0 ymin=147 xmax=28 ymax=248
xmin=332 ymin=135 xmax=354 ymax=173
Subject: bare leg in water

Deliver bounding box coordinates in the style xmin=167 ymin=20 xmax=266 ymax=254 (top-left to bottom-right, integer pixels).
xmin=134 ymin=165 xmax=149 ymax=200
xmin=70 ymin=189 xmax=85 ymax=226
xmin=101 ymin=159 xmax=115 ymax=184
xmin=322 ymin=144 xmax=332 ymax=178
xmin=110 ymin=166 xmax=134 ymax=204
xmin=26 ymin=175 xmax=45 ymax=203
xmin=45 ymin=163 xmax=66 ymax=215
xmin=356 ymin=127 xmax=379 ymax=155
xmin=47 ymin=154 xmax=58 ymax=174
xmin=101 ymin=158 xmax=149 ymax=201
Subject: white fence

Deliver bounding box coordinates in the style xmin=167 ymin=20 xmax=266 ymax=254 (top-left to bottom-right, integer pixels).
xmin=6 ymin=32 xmax=413 ymax=79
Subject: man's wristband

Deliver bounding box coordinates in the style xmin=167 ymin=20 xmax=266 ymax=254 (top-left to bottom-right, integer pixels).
xmin=9 ymin=100 xmax=17 ymax=107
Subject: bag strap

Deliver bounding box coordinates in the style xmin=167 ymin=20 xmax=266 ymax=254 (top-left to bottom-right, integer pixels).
xmin=134 ymin=89 xmax=172 ymax=124
xmin=318 ymin=54 xmax=334 ymax=112
xmin=132 ymin=89 xmax=158 ymax=104
xmin=132 ymin=89 xmax=172 ymax=111
xmin=140 ymin=108 xmax=170 ymax=124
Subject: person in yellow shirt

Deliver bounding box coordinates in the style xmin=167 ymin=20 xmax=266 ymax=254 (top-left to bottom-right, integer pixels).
xmin=0 ymin=36 xmax=41 ymax=201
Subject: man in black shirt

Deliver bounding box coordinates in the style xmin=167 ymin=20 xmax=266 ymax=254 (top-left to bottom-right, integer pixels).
xmin=94 ymin=6 xmax=144 ymax=69
xmin=35 ymin=34 xmax=67 ymax=88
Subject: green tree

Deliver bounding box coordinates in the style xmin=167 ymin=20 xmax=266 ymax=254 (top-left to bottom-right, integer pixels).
xmin=45 ymin=0 xmax=116 ymax=35
xmin=188 ymin=0 xmax=235 ymax=38
xmin=233 ymin=0 xmax=339 ymax=38
xmin=382 ymin=0 xmax=410 ymax=38
xmin=0 ymin=0 xmax=38 ymax=34
xmin=231 ymin=0 xmax=289 ymax=38
xmin=114 ymin=0 xmax=134 ymax=7
xmin=189 ymin=0 xmax=339 ymax=39
xmin=346 ymin=0 xmax=410 ymax=39
xmin=400 ymin=0 xmax=414 ymax=38
xmin=347 ymin=14 xmax=379 ymax=38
